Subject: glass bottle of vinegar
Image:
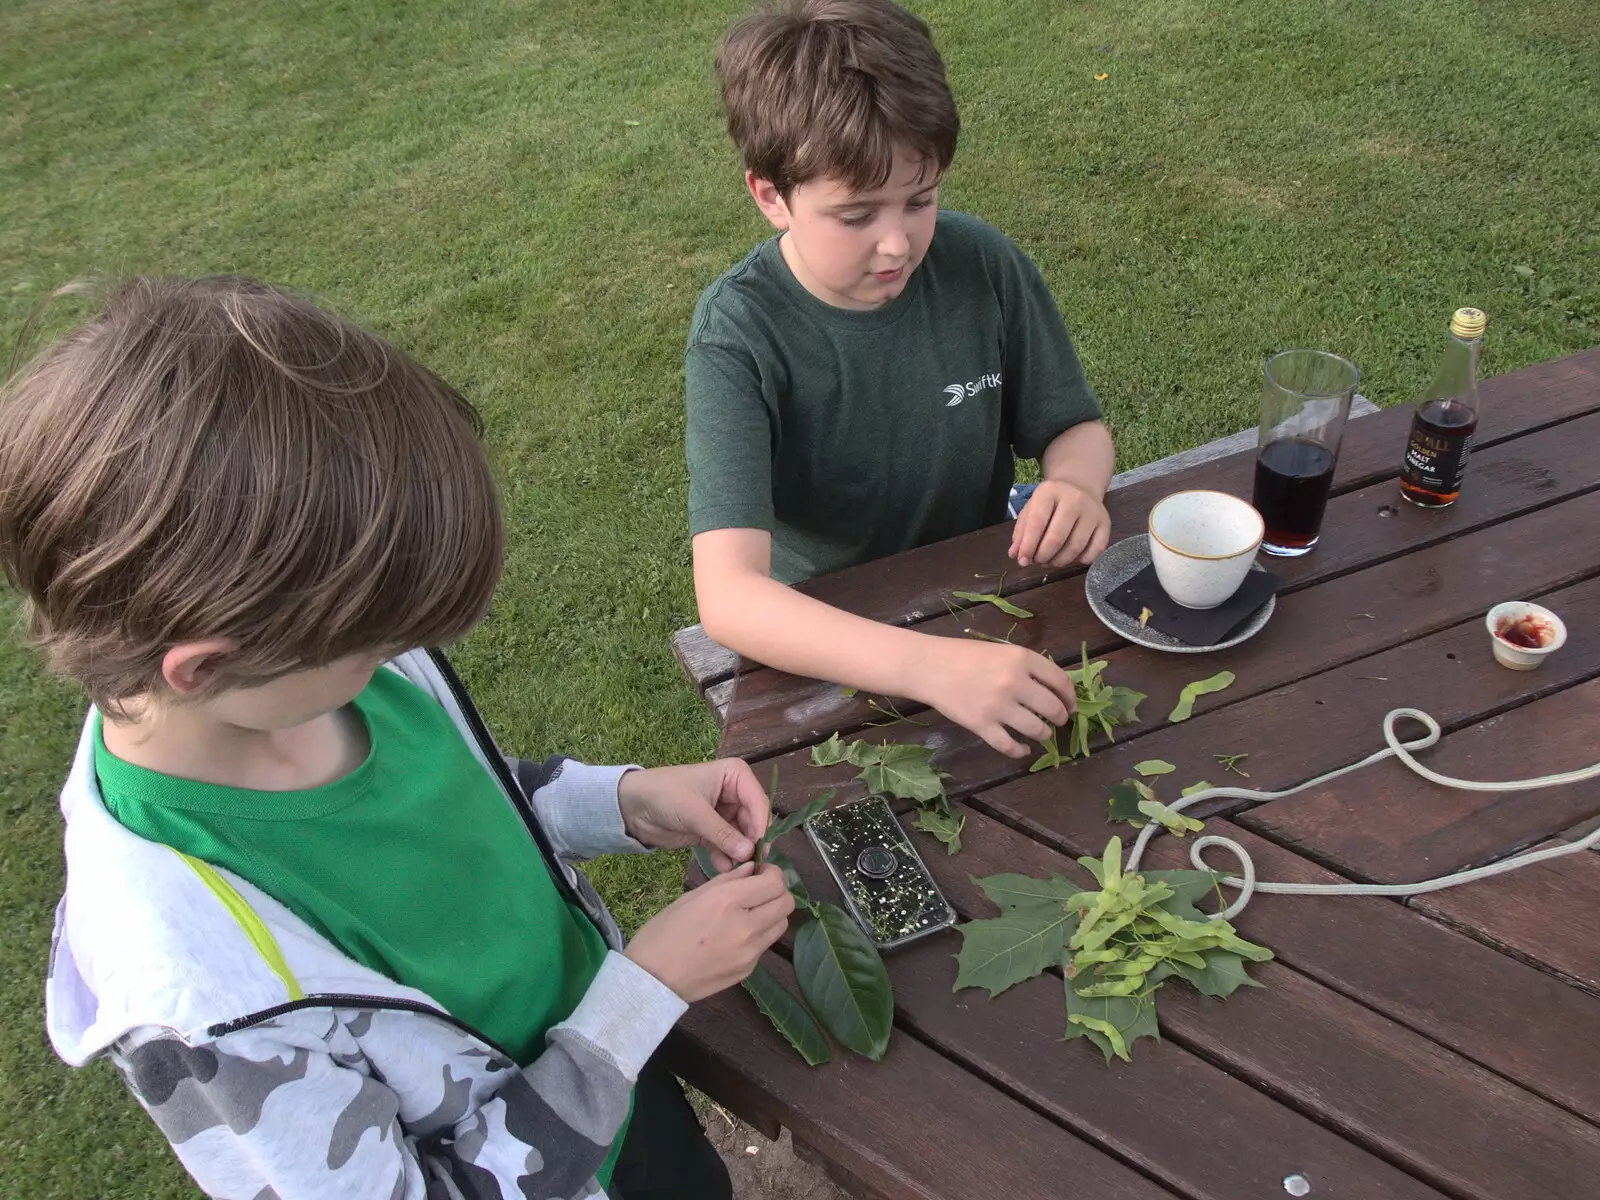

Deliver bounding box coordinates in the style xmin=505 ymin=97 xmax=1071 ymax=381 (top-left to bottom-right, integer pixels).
xmin=1400 ymin=307 xmax=1487 ymax=508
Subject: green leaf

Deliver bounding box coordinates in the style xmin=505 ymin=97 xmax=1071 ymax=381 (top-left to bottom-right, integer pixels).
xmin=1062 ymin=971 xmax=1159 ymax=1064
xmin=1137 ymin=799 xmax=1205 ymax=837
xmin=1181 ymin=780 xmax=1215 ymax=797
xmin=1134 ymin=760 xmax=1176 ymax=776
xmin=974 ymin=872 xmax=1082 ymax=911
xmin=1105 ymin=781 xmax=1148 ymax=828
xmin=758 ymin=794 xmax=832 ymax=861
xmin=1030 ymin=731 xmax=1066 ymax=772
xmin=742 ymin=964 xmax=832 ymax=1066
xmin=810 ymin=733 xmax=850 ymax=767
xmin=856 ymin=743 xmax=945 ymax=802
xmin=951 ymin=589 xmax=1034 ymax=618
xmin=1168 ymin=671 xmax=1236 ymax=722
xmin=1167 ymin=947 xmax=1264 ymax=998
xmin=691 ymin=846 xmax=720 ymax=880
xmin=763 ymin=847 xmax=812 ymax=908
xmin=913 ymin=807 xmax=965 ymax=854
xmin=952 ymin=906 xmax=1078 ymax=998
xmin=1141 ymin=869 xmax=1225 ymax=916
xmin=841 ymin=686 xmax=858 ymax=697
xmin=845 ymin=740 xmax=887 ymax=767
xmin=793 ymin=902 xmax=894 ymax=1061
xmin=1104 ymin=686 xmax=1146 ymax=726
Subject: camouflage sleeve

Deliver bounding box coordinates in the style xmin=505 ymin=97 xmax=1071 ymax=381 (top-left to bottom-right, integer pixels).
xmin=107 ymin=968 xmax=678 ymax=1200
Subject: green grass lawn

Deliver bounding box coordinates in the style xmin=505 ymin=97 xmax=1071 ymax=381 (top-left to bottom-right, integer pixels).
xmin=1 ymin=0 xmax=1595 ymax=1194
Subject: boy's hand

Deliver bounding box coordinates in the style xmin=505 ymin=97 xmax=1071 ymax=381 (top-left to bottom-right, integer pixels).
xmin=624 ymin=863 xmax=795 ymax=1002
xmin=618 ymin=760 xmax=770 ymax=872
xmin=1009 ymin=480 xmax=1111 ymax=568
xmin=910 ymin=638 xmax=1077 ymax=759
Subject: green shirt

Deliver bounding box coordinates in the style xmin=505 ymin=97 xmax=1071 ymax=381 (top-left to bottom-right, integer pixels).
xmin=685 ymin=210 xmax=1101 ymax=584
xmin=94 ymin=666 xmax=628 ymax=1180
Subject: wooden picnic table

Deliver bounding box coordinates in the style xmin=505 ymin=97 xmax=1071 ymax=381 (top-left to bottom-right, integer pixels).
xmin=662 ymin=347 xmax=1600 ymax=1200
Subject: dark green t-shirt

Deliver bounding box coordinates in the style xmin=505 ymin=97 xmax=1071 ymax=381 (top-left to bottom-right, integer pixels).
xmin=684 ymin=210 xmax=1101 ymax=584
xmin=94 ymin=667 xmax=627 ymax=1179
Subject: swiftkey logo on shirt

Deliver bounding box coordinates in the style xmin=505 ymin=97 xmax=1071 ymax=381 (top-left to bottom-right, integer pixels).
xmin=942 ymin=372 xmax=1002 ymax=406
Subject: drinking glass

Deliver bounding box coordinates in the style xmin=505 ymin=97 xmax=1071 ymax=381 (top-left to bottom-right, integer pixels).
xmin=1252 ymin=349 xmax=1359 ymax=556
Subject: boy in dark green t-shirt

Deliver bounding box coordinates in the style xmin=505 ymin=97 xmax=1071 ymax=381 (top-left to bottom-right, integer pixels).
xmin=2 ymin=277 xmax=794 ymax=1200
xmin=688 ymin=0 xmax=1116 ymax=759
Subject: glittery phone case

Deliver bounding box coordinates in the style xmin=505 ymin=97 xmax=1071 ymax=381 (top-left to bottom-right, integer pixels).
xmin=805 ymin=795 xmax=956 ymax=949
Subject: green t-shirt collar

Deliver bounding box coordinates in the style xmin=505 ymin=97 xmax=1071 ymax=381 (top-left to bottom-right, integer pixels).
xmin=92 ymin=709 xmax=377 ymax=822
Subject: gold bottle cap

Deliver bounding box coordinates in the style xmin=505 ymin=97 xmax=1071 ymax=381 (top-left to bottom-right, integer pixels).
xmin=1450 ymin=307 xmax=1487 ymax=339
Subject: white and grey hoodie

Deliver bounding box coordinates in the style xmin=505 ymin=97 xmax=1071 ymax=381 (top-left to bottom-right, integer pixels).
xmin=45 ymin=649 xmax=688 ymax=1200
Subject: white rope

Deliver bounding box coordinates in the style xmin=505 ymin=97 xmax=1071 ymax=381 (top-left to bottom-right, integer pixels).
xmin=1122 ymin=708 xmax=1600 ymax=921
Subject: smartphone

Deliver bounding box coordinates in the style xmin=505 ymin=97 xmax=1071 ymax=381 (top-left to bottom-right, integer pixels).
xmin=805 ymin=795 xmax=957 ymax=949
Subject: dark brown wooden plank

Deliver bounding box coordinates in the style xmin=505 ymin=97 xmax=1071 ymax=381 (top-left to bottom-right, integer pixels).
xmin=761 ymin=824 xmax=1451 ymax=1200
xmin=1158 ymin=961 xmax=1598 ymax=1200
xmin=749 ymin=523 xmax=1600 ymax=824
xmin=792 ymin=348 xmax=1600 ymax=626
xmin=720 ymin=411 xmax=1600 ymax=760
xmin=1414 ymin=840 xmax=1600 ymax=996
xmin=668 ymin=953 xmax=1181 ymax=1200
xmin=1240 ymin=678 xmax=1600 ymax=882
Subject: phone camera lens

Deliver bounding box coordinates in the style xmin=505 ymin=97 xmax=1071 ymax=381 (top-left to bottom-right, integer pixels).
xmin=856 ymin=846 xmax=898 ymax=880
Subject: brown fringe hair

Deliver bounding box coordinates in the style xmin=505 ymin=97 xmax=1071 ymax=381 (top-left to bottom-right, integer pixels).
xmin=0 ymin=276 xmax=503 ymax=713
xmin=716 ymin=0 xmax=960 ymax=196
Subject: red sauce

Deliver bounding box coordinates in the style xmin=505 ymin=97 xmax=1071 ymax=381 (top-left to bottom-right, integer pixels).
xmin=1496 ymin=614 xmax=1552 ymax=650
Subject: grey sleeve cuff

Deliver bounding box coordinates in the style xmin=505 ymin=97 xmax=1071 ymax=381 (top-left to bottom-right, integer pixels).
xmin=531 ymin=761 xmax=649 ymax=860
xmin=552 ymin=950 xmax=688 ymax=1081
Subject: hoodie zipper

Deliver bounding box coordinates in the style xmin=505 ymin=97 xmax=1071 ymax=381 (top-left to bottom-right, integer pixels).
xmin=209 ymin=994 xmax=514 ymax=1055
xmin=425 ymin=648 xmax=593 ymax=918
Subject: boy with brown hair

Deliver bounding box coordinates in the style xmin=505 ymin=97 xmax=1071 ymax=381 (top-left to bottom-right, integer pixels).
xmin=2 ymin=276 xmax=794 ymax=1200
xmin=688 ymin=0 xmax=1115 ymax=757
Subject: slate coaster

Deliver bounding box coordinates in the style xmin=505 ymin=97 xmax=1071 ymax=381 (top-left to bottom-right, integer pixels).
xmin=1107 ymin=563 xmax=1282 ymax=647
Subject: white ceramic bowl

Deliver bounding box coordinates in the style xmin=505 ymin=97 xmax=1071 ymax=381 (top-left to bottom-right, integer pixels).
xmin=1485 ymin=602 xmax=1567 ymax=671
xmin=1148 ymin=490 xmax=1266 ymax=609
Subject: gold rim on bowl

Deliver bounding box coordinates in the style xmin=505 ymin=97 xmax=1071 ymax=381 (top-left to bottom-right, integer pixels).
xmin=1147 ymin=490 xmax=1266 ymax=562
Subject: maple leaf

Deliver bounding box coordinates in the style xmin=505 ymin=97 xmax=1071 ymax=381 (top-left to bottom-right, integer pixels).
xmin=810 ymin=733 xmax=850 ymax=767
xmin=856 ymin=742 xmax=945 ymax=802
xmin=952 ymin=907 xmax=1078 ymax=998
xmin=975 ymin=872 xmax=1084 ymax=911
xmin=1166 ymin=947 xmax=1264 ymax=998
xmin=913 ymin=807 xmax=965 ymax=854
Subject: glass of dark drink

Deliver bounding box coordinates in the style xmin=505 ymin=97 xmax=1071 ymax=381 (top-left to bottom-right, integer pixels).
xmin=1252 ymin=349 xmax=1360 ymax=556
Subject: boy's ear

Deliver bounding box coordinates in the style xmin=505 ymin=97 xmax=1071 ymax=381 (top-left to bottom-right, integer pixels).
xmin=745 ymin=172 xmax=794 ymax=231
xmin=160 ymin=639 xmax=238 ymax=695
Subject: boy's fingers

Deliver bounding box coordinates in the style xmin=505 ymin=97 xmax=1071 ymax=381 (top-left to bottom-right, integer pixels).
xmin=1081 ymin=522 xmax=1112 ymax=564
xmin=743 ymin=889 xmax=797 ymax=925
xmin=1003 ymin=704 xmax=1053 ymax=744
xmin=1031 ymin=658 xmax=1079 ymax=711
xmin=719 ymin=758 xmax=771 ymax=842
xmin=1012 ymin=499 xmax=1051 ymax=565
xmin=1017 ymin=679 xmax=1070 ymax=728
xmin=978 ymin=722 xmax=1027 ymax=758
xmin=1035 ymin=503 xmax=1078 ymax=564
xmin=685 ymin=803 xmax=755 ymax=863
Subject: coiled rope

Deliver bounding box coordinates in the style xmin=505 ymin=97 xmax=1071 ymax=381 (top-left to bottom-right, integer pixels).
xmin=1122 ymin=708 xmax=1600 ymax=921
